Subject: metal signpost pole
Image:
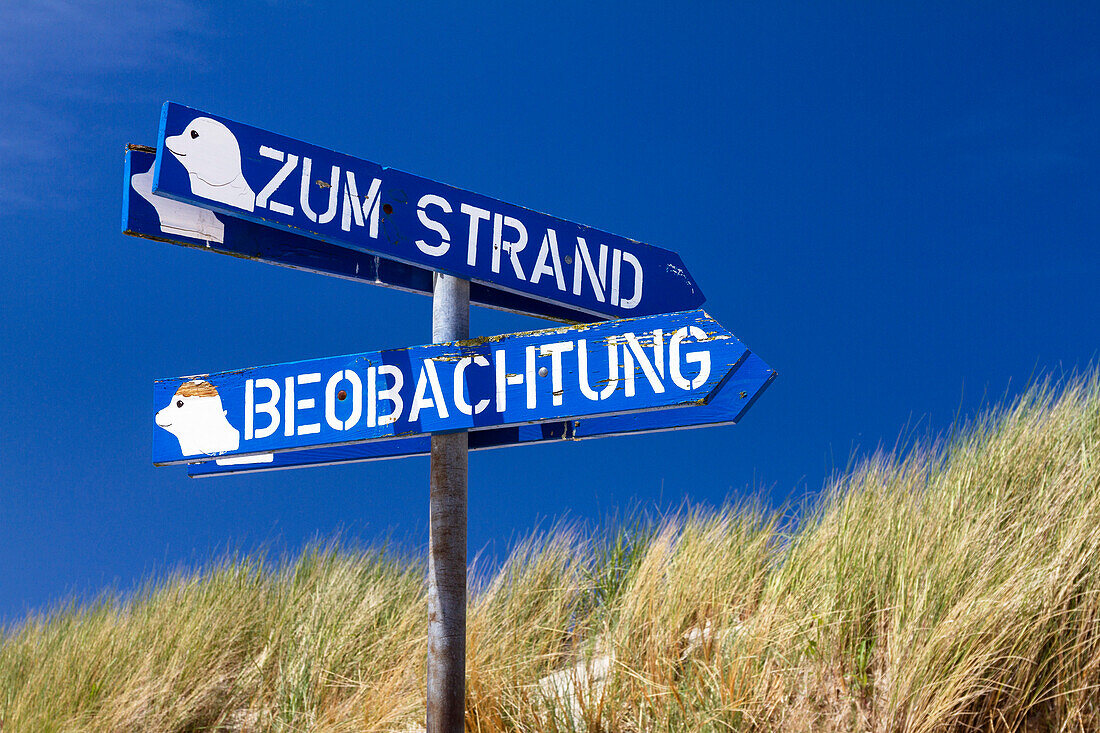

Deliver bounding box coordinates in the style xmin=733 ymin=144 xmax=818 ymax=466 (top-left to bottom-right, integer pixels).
xmin=427 ymin=273 xmax=469 ymax=733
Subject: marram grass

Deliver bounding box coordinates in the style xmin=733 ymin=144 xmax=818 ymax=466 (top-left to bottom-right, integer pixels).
xmin=3 ymin=373 xmax=1100 ymax=732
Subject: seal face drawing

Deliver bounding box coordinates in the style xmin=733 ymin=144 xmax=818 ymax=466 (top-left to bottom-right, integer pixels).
xmin=164 ymin=117 xmax=256 ymax=212
xmin=155 ymin=379 xmax=240 ymax=457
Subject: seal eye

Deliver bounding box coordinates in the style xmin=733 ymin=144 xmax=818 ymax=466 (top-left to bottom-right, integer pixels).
xmin=176 ymin=400 xmax=184 ymax=408
xmin=190 ymin=130 xmax=199 ymax=139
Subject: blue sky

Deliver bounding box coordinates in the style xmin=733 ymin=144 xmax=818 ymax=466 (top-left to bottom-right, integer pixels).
xmin=1 ymin=2 xmax=1098 ymax=623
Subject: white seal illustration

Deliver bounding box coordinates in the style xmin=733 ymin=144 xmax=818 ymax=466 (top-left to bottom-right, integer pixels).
xmin=155 ymin=379 xmax=241 ymax=457
xmin=132 ymin=167 xmax=225 ymax=243
xmin=164 ymin=117 xmax=256 ymax=212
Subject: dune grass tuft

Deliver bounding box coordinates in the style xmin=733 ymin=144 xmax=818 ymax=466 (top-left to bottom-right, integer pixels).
xmin=3 ymin=373 xmax=1100 ymax=731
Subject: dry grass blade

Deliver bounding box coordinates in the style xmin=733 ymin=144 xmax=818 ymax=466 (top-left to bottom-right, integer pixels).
xmin=2 ymin=373 xmax=1099 ymax=731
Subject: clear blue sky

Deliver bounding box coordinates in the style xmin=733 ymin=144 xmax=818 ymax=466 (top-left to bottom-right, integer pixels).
xmin=1 ymin=2 xmax=1097 ymax=623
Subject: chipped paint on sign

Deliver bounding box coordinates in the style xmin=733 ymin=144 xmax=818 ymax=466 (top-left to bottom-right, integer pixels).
xmin=152 ymin=310 xmax=766 ymax=466
xmin=123 ymin=148 xmax=596 ymax=323
xmin=188 ymin=352 xmax=775 ymax=476
xmin=150 ymin=102 xmax=705 ymax=320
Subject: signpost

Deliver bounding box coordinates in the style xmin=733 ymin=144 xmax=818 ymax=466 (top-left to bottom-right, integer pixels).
xmin=426 ymin=273 xmax=469 ymax=730
xmin=152 ymin=310 xmax=760 ymax=467
xmin=133 ymin=102 xmax=774 ymax=733
xmin=124 ymin=147 xmax=596 ymax=323
xmin=150 ymin=102 xmax=705 ymax=321
xmin=185 ymin=350 xmax=774 ymax=476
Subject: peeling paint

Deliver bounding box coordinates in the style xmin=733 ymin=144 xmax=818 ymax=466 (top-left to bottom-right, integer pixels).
xmin=153 ymin=309 xmax=759 ymax=467
xmin=150 ymin=103 xmax=707 ymax=320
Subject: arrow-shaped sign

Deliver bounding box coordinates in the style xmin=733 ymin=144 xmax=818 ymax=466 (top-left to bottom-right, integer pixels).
xmin=153 ymin=310 xmax=766 ymax=466
xmin=124 ymin=147 xmax=596 ymax=323
xmin=187 ymin=351 xmax=774 ymax=476
xmin=151 ymin=102 xmax=704 ymax=321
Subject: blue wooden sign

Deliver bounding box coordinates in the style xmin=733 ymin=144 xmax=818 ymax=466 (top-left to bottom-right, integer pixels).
xmin=124 ymin=147 xmax=596 ymax=323
xmin=188 ymin=352 xmax=774 ymax=476
xmin=151 ymin=102 xmax=704 ymax=321
xmin=152 ymin=310 xmax=765 ymax=466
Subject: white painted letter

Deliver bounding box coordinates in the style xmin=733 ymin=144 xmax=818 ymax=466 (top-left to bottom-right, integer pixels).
xmin=578 ymin=338 xmax=619 ymax=400
xmin=454 ymin=355 xmax=491 ymax=415
xmin=299 ymin=157 xmax=340 ymax=224
xmin=256 ymin=146 xmax=297 ymax=216
xmin=416 ymin=194 xmax=452 ymax=256
xmin=251 ymin=378 xmax=281 ymax=439
xmin=460 ymin=203 xmax=490 ymax=266
xmin=283 ymin=376 xmax=295 ymax=437
xmin=624 ymin=331 xmax=665 ymax=394
xmin=530 ymin=229 xmax=567 ymax=291
xmin=245 ymin=378 xmax=255 ymax=440
xmin=360 ymin=176 xmax=383 ymax=238
xmin=539 ymin=341 xmax=574 ymax=406
xmin=670 ymin=326 xmax=712 ymax=390
xmin=610 ymin=248 xmax=622 ymax=306
xmin=618 ymin=250 xmax=644 ymax=309
xmin=525 ymin=345 xmax=537 ymax=409
xmin=325 ymin=370 xmax=363 ymax=430
xmin=295 ymin=373 xmax=322 ymax=435
xmin=367 ymin=366 xmax=377 ymax=427
xmin=376 ymin=365 xmax=404 ymax=426
xmin=491 ymin=214 xmax=528 ymax=279
xmin=494 ymin=349 xmax=525 ymax=412
xmin=340 ymin=171 xmax=365 ymax=232
xmin=571 ymin=237 xmax=607 ymax=302
xmin=409 ymin=359 xmax=449 ymax=421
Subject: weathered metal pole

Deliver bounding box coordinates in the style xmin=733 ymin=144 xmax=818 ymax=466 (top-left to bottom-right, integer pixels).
xmin=426 ymin=273 xmax=470 ymax=733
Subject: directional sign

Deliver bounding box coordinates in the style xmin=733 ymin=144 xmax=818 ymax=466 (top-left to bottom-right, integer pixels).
xmin=124 ymin=147 xmax=596 ymax=323
xmin=153 ymin=310 xmax=765 ymax=466
xmin=188 ymin=352 xmax=774 ymax=476
xmin=151 ymin=102 xmax=704 ymax=320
